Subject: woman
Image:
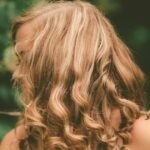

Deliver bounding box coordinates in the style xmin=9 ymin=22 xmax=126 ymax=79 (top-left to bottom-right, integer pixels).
xmin=0 ymin=0 xmax=150 ymax=150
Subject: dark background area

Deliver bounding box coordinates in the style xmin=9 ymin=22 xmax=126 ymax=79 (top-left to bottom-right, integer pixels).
xmin=0 ymin=0 xmax=150 ymax=140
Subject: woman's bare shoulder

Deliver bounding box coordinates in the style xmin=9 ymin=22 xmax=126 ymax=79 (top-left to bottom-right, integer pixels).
xmin=0 ymin=125 xmax=28 ymax=150
xmin=1 ymin=116 xmax=150 ymax=150
xmin=127 ymin=114 xmax=150 ymax=150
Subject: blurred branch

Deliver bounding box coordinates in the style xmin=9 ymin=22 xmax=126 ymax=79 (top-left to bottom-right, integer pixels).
xmin=0 ymin=111 xmax=21 ymax=116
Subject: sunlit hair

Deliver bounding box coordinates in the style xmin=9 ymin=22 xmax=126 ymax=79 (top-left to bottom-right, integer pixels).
xmin=11 ymin=0 xmax=148 ymax=149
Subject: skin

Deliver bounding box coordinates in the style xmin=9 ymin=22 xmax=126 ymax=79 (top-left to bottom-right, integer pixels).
xmin=14 ymin=21 xmax=36 ymax=55
xmin=1 ymin=22 xmax=150 ymax=150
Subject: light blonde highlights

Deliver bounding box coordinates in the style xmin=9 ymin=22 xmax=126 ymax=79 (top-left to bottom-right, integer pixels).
xmin=11 ymin=0 xmax=148 ymax=150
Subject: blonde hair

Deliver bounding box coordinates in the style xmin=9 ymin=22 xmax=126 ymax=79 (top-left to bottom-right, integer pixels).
xmin=11 ymin=0 xmax=148 ymax=149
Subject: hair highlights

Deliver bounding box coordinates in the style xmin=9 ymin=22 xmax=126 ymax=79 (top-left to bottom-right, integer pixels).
xmin=12 ymin=1 xmax=148 ymax=150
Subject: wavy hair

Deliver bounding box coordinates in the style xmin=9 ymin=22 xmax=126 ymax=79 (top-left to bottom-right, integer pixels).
xmin=11 ymin=0 xmax=148 ymax=149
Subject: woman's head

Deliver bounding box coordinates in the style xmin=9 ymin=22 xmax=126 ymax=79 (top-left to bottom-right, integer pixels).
xmin=12 ymin=0 xmax=147 ymax=149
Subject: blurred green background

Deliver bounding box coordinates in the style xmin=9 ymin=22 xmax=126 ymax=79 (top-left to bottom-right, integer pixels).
xmin=0 ymin=0 xmax=150 ymax=141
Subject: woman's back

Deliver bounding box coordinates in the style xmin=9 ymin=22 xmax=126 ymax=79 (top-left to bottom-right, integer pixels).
xmin=1 ymin=110 xmax=150 ymax=150
xmin=1 ymin=0 xmax=149 ymax=149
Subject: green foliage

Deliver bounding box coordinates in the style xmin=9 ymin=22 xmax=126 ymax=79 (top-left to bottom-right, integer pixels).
xmin=0 ymin=115 xmax=18 ymax=141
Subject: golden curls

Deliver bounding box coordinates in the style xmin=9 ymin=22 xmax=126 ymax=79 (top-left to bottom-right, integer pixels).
xmin=11 ymin=1 xmax=148 ymax=150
